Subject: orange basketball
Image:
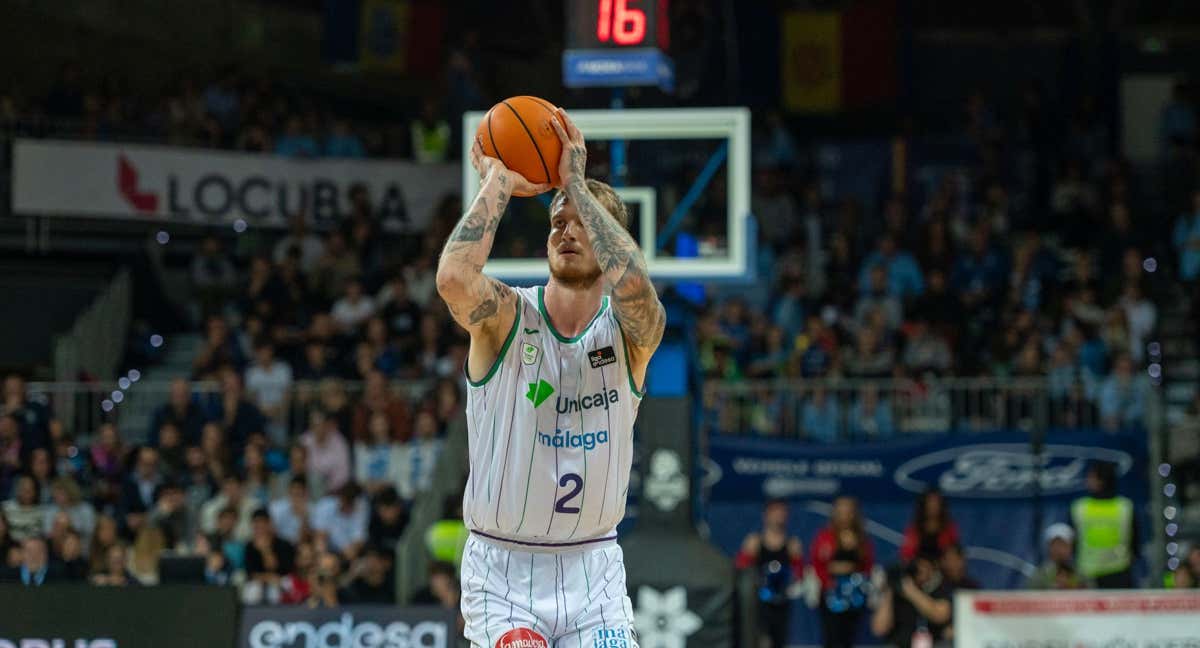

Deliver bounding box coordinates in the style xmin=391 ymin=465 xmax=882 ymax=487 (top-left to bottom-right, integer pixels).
xmin=475 ymin=96 xmax=563 ymax=187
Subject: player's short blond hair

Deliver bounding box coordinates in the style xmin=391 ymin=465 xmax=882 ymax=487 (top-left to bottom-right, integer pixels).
xmin=551 ymin=179 xmax=629 ymax=231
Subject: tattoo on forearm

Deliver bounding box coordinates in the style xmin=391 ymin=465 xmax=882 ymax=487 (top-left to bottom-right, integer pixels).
xmin=438 ymin=175 xmax=515 ymax=329
xmin=564 ymin=161 xmax=665 ymax=349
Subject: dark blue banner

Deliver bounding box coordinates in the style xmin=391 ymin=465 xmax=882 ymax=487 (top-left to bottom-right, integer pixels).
xmin=702 ymin=430 xmax=1149 ymax=646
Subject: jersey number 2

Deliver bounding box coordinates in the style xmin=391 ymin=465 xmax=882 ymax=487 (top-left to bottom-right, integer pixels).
xmin=555 ymin=473 xmax=583 ymax=514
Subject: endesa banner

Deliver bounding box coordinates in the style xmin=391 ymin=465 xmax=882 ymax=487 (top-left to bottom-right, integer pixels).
xmin=955 ymin=590 xmax=1200 ymax=648
xmin=240 ymin=605 xmax=457 ymax=648
xmin=11 ymin=139 xmax=459 ymax=230
xmin=0 ymin=584 xmax=238 ymax=648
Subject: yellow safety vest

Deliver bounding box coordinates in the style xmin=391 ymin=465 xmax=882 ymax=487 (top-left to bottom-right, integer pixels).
xmin=1070 ymin=496 xmax=1133 ymax=579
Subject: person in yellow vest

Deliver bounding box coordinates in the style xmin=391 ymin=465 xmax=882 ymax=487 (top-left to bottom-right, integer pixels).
xmin=1070 ymin=461 xmax=1137 ymax=588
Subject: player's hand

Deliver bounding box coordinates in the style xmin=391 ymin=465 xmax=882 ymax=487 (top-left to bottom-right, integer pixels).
xmin=550 ymin=107 xmax=586 ymax=190
xmin=470 ymin=139 xmax=551 ymax=198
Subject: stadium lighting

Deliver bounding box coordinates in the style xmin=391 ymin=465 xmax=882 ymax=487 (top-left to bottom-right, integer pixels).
xmin=150 ymin=334 xmax=164 ymax=348
xmin=100 ymin=399 xmax=113 ymax=412
xmin=111 ymin=391 xmax=124 ymax=403
xmin=118 ymin=377 xmax=131 ymax=390
xmin=1164 ymin=483 xmax=1176 ymax=497
xmin=128 ymin=369 xmax=141 ymax=382
xmin=1159 ymin=463 xmax=1171 ymax=477
xmin=155 ymin=230 xmax=170 ymax=244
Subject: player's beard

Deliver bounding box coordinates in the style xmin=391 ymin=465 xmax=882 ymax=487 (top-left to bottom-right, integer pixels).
xmin=548 ymin=257 xmax=603 ymax=289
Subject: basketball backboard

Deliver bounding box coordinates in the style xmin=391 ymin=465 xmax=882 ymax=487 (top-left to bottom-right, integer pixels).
xmin=461 ymin=107 xmax=753 ymax=283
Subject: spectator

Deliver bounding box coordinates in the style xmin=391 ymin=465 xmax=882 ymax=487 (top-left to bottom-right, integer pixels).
xmin=355 ymin=412 xmax=403 ymax=496
xmin=91 ymin=543 xmax=135 ymax=586
xmin=28 ymin=447 xmax=54 ymax=504
xmin=0 ymin=511 xmax=15 ymax=567
xmin=1117 ymin=281 xmax=1156 ymax=363
xmin=273 ymin=215 xmax=326 ymax=274
xmin=208 ymin=368 xmax=266 ymax=457
xmin=950 ymin=224 xmax=1008 ymax=313
xmin=200 ymin=475 xmax=255 ymax=541
xmin=243 ymin=508 xmax=296 ymax=604
xmin=0 ymin=415 xmax=22 ymax=494
xmin=0 ymin=536 xmax=60 ymax=585
xmin=194 ymin=532 xmax=234 ymax=585
xmin=312 ymin=482 xmax=368 ymax=560
xmin=191 ymin=236 xmax=238 ymax=317
xmin=802 ymin=387 xmax=841 ymax=443
xmin=3 ymin=475 xmax=45 ymax=541
xmin=858 ymin=235 xmax=925 ymax=300
xmin=305 ymin=552 xmax=346 ymax=608
xmin=326 ymin=119 xmax=366 ymax=158
xmin=331 ymin=277 xmax=376 ymax=333
xmin=842 ymin=327 xmax=897 ymax=379
xmin=244 ymin=339 xmax=293 ymax=441
xmin=410 ymin=97 xmax=451 ymax=163
xmin=1027 ymin=523 xmax=1086 ymax=589
xmin=397 ymin=410 xmax=444 ymax=499
xmin=279 ymin=540 xmax=316 ymax=604
xmin=242 ymin=443 xmax=272 ymax=507
xmin=412 ymin=560 xmax=461 ymax=609
xmin=313 ymin=231 xmax=363 ymax=303
xmin=3 ymin=374 xmax=51 ymax=455
xmin=275 ymin=115 xmax=319 ymax=158
xmin=854 ymin=266 xmax=904 ymax=332
xmin=154 ymin=387 xmax=197 ymax=456
xmin=211 ymin=506 xmax=246 ymax=571
xmin=300 ymin=408 xmax=351 ymax=493
xmin=128 ymin=524 xmax=167 ymax=584
xmin=735 ymin=498 xmax=804 ymax=648
xmin=272 ymin=443 xmax=316 ymax=500
xmin=902 ymin=319 xmax=953 ymax=377
xmin=353 ymin=370 xmax=413 ymax=443
xmin=156 ymin=422 xmax=187 ymax=478
xmin=88 ymin=515 xmax=120 ymax=575
xmin=1098 ymin=354 xmax=1149 ymax=431
xmin=342 ymin=543 xmax=395 ymax=604
xmin=203 ymin=71 xmax=239 ymax=132
xmin=42 ymin=476 xmax=95 ymax=543
xmin=368 ymin=487 xmax=409 ymax=553
xmin=149 ymin=481 xmax=190 ymax=547
xmin=376 ymin=274 xmax=423 ymax=350
xmin=900 ymin=489 xmax=959 ymax=562
xmin=810 ymin=496 xmax=875 ymax=648
xmin=1071 ymin=461 xmax=1136 ymax=588
xmin=870 ymin=554 xmax=952 ymax=648
xmin=1175 ymin=191 xmax=1200 ymax=283
xmin=120 ymin=446 xmax=163 ymax=534
xmin=89 ymin=423 xmax=127 ymax=510
xmin=939 ymin=543 xmax=978 ymax=593
xmin=192 ymin=316 xmax=246 ymax=378
xmin=848 ymin=386 xmax=896 ymax=440
xmin=1160 ymin=82 xmax=1196 ymax=148
xmin=269 ymin=475 xmax=311 ymax=545
xmin=180 ymin=444 xmax=218 ymax=517
xmin=297 ymin=341 xmax=338 ymax=382
xmin=53 ymin=528 xmax=87 ymax=581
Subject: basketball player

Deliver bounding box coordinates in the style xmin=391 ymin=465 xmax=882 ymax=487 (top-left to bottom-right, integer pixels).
xmin=437 ymin=108 xmax=664 ymax=648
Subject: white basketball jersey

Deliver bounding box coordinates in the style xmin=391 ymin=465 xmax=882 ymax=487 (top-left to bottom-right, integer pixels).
xmin=462 ymin=285 xmax=643 ymax=546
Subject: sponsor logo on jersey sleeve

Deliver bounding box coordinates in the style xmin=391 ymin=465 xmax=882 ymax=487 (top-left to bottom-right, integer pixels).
xmin=588 ymin=345 xmax=617 ymax=368
xmin=496 ymin=628 xmax=548 ymax=648
xmin=525 ymin=379 xmax=555 ymax=407
xmin=522 ymin=342 xmax=540 ymax=365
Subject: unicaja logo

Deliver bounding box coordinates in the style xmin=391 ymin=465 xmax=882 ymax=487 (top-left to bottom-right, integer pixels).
xmin=247 ymin=614 xmax=447 ymax=648
xmin=556 ymin=389 xmax=620 ymax=414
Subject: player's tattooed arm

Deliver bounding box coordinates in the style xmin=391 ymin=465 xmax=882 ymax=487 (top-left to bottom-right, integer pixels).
xmin=552 ymin=110 xmax=666 ymax=352
xmin=437 ymin=143 xmax=548 ymax=336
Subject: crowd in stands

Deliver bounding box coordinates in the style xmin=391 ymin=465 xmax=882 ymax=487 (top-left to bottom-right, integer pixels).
xmin=699 ymin=89 xmax=1170 ymax=440
xmin=0 ymin=63 xmax=457 ymax=162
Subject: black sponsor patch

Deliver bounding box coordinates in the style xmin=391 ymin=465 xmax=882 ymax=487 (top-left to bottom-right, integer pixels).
xmin=588 ymin=345 xmax=617 ymax=368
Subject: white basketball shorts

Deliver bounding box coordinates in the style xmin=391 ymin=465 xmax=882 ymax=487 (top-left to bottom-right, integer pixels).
xmin=460 ymin=532 xmax=639 ymax=648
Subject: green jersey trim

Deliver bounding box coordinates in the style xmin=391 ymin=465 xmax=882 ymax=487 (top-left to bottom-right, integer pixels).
xmin=617 ymin=322 xmax=646 ymax=399
xmin=465 ymin=301 xmax=521 ymax=387
xmin=537 ymin=286 xmax=609 ymax=344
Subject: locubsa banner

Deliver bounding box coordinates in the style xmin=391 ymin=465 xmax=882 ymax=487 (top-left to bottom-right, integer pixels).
xmin=11 ymin=139 xmax=459 ymax=231
xmin=954 ymin=590 xmax=1200 ymax=648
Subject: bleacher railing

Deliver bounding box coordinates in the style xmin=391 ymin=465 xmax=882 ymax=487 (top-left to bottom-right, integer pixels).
xmin=701 ymin=377 xmax=1146 ymax=440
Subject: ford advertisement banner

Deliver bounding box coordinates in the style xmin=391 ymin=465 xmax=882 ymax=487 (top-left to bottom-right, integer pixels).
xmin=11 ymin=139 xmax=459 ymax=231
xmin=240 ymin=605 xmax=457 ymax=648
xmin=954 ymin=590 xmax=1200 ymax=648
xmin=0 ymin=584 xmax=238 ymax=648
xmin=703 ymin=430 xmax=1148 ymax=646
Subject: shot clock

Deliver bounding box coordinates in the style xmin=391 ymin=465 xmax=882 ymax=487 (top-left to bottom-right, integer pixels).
xmin=563 ymin=0 xmax=674 ymax=89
